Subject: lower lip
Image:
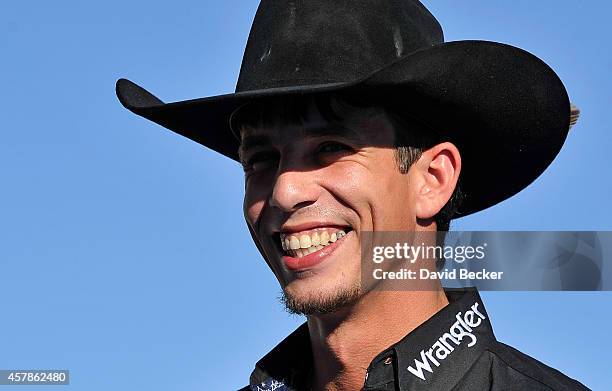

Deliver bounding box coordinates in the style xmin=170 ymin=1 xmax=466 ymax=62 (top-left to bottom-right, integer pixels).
xmin=282 ymin=232 xmax=351 ymax=271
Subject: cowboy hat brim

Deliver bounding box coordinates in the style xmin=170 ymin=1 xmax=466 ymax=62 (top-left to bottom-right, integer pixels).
xmin=116 ymin=40 xmax=570 ymax=218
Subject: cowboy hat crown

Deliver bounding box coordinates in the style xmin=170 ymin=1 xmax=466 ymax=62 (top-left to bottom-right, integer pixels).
xmin=236 ymin=0 xmax=442 ymax=91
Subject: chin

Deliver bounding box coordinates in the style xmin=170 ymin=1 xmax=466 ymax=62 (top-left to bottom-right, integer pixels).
xmin=280 ymin=277 xmax=362 ymax=316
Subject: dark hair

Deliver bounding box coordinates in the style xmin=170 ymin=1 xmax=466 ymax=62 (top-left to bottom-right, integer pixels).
xmin=384 ymin=108 xmax=464 ymax=232
xmin=232 ymin=92 xmax=463 ymax=232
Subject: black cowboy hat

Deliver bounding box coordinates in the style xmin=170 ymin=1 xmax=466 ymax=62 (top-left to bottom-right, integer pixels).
xmin=116 ymin=0 xmax=575 ymax=218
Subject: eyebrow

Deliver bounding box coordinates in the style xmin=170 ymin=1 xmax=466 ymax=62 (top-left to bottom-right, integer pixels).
xmin=238 ymin=134 xmax=270 ymax=162
xmin=238 ymin=123 xmax=361 ymax=161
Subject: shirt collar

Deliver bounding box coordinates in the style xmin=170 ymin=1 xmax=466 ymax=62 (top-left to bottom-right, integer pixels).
xmin=249 ymin=287 xmax=496 ymax=391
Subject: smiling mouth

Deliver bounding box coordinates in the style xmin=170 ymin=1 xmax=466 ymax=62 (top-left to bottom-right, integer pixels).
xmin=278 ymin=227 xmax=352 ymax=258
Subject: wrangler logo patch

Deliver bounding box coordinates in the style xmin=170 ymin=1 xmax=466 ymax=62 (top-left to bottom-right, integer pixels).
xmin=407 ymin=302 xmax=486 ymax=381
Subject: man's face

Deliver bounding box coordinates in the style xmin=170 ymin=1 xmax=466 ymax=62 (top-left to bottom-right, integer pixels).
xmin=240 ymin=99 xmax=421 ymax=315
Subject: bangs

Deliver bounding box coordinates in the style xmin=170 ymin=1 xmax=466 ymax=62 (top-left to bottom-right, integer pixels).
xmin=229 ymin=92 xmax=375 ymax=138
xmin=230 ymin=91 xmax=442 ymax=152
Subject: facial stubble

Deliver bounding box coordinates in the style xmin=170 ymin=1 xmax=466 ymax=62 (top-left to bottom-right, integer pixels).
xmin=279 ymin=280 xmax=363 ymax=315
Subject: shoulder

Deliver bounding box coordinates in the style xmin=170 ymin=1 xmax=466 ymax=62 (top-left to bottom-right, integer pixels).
xmin=476 ymin=341 xmax=590 ymax=390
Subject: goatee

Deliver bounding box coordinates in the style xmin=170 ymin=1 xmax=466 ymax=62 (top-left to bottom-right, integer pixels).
xmin=279 ymin=283 xmax=362 ymax=315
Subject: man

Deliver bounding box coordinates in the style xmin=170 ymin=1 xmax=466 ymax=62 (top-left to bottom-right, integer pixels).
xmin=116 ymin=1 xmax=587 ymax=389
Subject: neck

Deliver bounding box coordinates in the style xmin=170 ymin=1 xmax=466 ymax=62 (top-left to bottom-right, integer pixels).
xmin=307 ymin=283 xmax=448 ymax=391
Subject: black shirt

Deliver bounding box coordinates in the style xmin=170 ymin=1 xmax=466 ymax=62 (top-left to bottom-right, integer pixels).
xmin=241 ymin=288 xmax=589 ymax=390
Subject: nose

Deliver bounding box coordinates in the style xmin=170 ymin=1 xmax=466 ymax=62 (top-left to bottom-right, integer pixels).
xmin=269 ymin=168 xmax=321 ymax=212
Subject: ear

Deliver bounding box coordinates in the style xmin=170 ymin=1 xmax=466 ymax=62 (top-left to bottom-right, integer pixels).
xmin=413 ymin=142 xmax=461 ymax=220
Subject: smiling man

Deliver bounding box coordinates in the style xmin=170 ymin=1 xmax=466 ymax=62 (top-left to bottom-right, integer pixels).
xmin=235 ymin=96 xmax=456 ymax=317
xmin=116 ymin=0 xmax=587 ymax=390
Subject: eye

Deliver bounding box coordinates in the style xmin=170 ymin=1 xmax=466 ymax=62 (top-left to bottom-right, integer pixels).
xmin=316 ymin=141 xmax=353 ymax=155
xmin=242 ymin=151 xmax=279 ymax=174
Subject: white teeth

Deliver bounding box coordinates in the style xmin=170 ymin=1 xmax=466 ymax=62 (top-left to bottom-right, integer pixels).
xmin=299 ymin=234 xmax=312 ymax=249
xmin=280 ymin=229 xmax=351 ymax=258
xmin=289 ymin=236 xmax=300 ymax=250
xmin=320 ymin=231 xmax=330 ymax=244
xmin=311 ymin=232 xmax=320 ymax=246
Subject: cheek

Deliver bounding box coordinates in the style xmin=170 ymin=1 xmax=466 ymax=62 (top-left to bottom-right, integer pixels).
xmin=244 ymin=193 xmax=265 ymax=226
xmin=323 ymin=163 xmax=364 ymax=195
xmin=333 ymin=151 xmax=415 ymax=228
xmin=244 ymin=178 xmax=271 ymax=225
xmin=319 ymin=162 xmax=375 ymax=220
xmin=327 ymin=154 xmax=397 ymax=198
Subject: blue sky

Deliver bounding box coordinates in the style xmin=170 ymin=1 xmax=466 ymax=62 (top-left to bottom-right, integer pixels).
xmin=1 ymin=1 xmax=610 ymax=390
